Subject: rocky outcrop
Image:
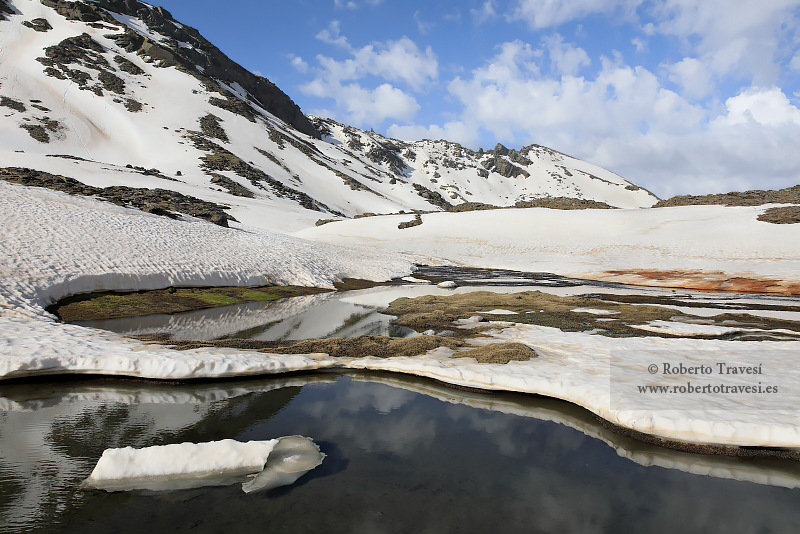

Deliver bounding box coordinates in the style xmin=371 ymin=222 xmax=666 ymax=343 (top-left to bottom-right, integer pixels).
xmin=413 ymin=184 xmax=452 ymax=210
xmin=366 ymin=141 xmax=407 ymax=175
xmin=757 ymin=206 xmax=800 ymax=224
xmin=654 ymin=185 xmax=800 ymax=207
xmin=23 ymin=17 xmax=53 ymax=31
xmin=1 ymin=167 xmax=234 ymax=226
xmin=0 ymin=0 xmax=14 ymax=20
xmin=41 ymin=0 xmax=319 ymax=137
xmin=514 ymin=197 xmax=614 ymax=210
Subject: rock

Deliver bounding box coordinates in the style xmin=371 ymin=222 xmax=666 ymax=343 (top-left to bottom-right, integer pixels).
xmin=437 ymin=281 xmax=457 ymax=289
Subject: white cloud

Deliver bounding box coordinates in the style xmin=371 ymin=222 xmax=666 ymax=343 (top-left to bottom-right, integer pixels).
xmin=302 ymin=80 xmax=420 ymax=125
xmin=301 ymin=28 xmax=437 ymax=125
xmin=414 ymin=10 xmax=434 ymax=34
xmin=426 ymin=40 xmax=800 ymax=196
xmin=316 ymin=20 xmax=350 ymax=48
xmin=631 ymin=37 xmax=648 ymax=53
xmin=333 ymin=0 xmax=358 ymax=9
xmin=649 ymin=0 xmax=800 ymax=85
xmin=791 ymin=52 xmax=800 ymax=71
xmin=312 ymin=34 xmax=438 ymax=91
xmin=471 ymin=1 xmax=497 ymax=25
xmin=508 ymin=0 xmax=643 ymax=29
xmin=722 ymin=87 xmax=800 ymax=126
xmin=542 ymin=34 xmax=591 ymax=75
xmin=664 ymin=57 xmax=714 ymax=99
xmin=289 ymin=54 xmax=309 ymax=73
xmin=334 ymin=0 xmax=383 ymax=8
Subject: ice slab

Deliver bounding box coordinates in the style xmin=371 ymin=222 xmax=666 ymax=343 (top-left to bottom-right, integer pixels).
xmin=86 ymin=436 xmax=323 ymax=493
xmin=242 ymin=435 xmax=326 ymax=494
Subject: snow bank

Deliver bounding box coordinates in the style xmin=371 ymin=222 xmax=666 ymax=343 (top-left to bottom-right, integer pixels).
xmin=344 ymin=322 xmax=800 ymax=448
xmin=0 ymin=181 xmax=411 ymax=321
xmin=0 ymin=317 xmax=336 ymax=380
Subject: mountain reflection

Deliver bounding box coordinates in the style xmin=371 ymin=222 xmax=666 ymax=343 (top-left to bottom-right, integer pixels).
xmin=1 ymin=373 xmax=800 ymax=533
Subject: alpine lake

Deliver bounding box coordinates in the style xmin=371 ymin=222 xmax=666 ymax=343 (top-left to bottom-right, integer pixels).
xmin=3 ymin=268 xmax=800 ymax=533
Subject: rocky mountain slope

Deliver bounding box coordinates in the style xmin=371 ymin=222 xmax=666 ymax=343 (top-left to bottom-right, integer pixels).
xmin=0 ymin=0 xmax=658 ymax=232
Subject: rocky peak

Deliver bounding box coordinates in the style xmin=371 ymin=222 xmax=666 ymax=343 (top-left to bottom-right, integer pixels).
xmin=40 ymin=0 xmax=319 ymax=138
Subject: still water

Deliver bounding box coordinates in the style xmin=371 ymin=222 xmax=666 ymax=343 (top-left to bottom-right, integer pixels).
xmin=2 ymin=372 xmax=800 ymax=533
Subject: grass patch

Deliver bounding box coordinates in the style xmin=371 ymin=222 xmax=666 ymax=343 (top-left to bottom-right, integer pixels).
xmin=51 ymin=285 xmax=331 ymax=321
xmin=381 ymin=290 xmax=800 ymax=340
xmin=164 ymin=334 xmax=467 ymax=358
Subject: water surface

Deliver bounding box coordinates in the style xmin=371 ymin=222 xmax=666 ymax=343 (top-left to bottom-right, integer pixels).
xmin=2 ymin=372 xmax=800 ymax=533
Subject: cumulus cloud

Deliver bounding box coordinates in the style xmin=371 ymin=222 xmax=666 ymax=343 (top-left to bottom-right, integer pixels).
xmin=288 ymin=54 xmax=309 ymax=73
xmin=471 ymin=1 xmax=498 ymax=25
xmin=402 ymin=40 xmax=800 ymax=196
xmin=301 ymin=25 xmax=437 ymax=125
xmin=631 ymin=37 xmax=648 ymax=53
xmin=664 ymin=57 xmax=714 ymax=99
xmin=542 ymin=33 xmax=591 ymax=75
xmin=303 ymin=80 xmax=420 ymax=125
xmin=316 ymin=20 xmax=350 ymax=48
xmin=312 ymin=31 xmax=438 ymax=90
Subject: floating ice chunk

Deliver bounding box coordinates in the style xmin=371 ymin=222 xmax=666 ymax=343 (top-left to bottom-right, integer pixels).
xmin=402 ymin=276 xmax=431 ymax=284
xmin=242 ymin=436 xmax=325 ymax=494
xmin=437 ymin=280 xmax=457 ymax=288
xmin=86 ymin=439 xmax=277 ymax=492
xmin=570 ymin=308 xmax=620 ymax=315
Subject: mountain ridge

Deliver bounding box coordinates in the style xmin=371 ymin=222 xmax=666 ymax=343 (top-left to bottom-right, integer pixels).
xmin=0 ymin=0 xmax=658 ymax=232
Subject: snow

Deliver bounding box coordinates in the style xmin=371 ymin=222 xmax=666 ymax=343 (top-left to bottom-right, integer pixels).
xmin=86 ymin=438 xmax=278 ymax=487
xmin=571 ymin=308 xmax=620 ymax=315
xmin=241 ymin=435 xmax=325 ymax=494
xmin=0 ymin=0 xmax=799 ymax=451
xmin=345 ymin=323 xmax=800 ymax=448
xmin=0 ymin=316 xmax=336 ymax=380
xmin=0 ymin=181 xmax=411 ymax=320
xmin=298 ymin=204 xmax=800 ymax=291
xmin=629 ymin=320 xmax=743 ymax=336
xmin=85 ymin=436 xmax=324 ymax=493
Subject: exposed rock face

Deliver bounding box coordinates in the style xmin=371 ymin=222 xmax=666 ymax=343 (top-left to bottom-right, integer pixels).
xmin=758 ymin=206 xmax=800 ymax=224
xmin=0 ymin=0 xmax=13 ymax=20
xmin=654 ymin=185 xmax=800 ymax=207
xmin=412 ymin=184 xmax=452 ymax=210
xmin=208 ymin=173 xmax=255 ymax=199
xmin=23 ymin=17 xmax=53 ymax=31
xmin=366 ymin=141 xmax=408 ymax=176
xmin=39 ymin=0 xmax=318 ymax=138
xmin=514 ymin=197 xmax=614 ymax=210
xmin=1 ymin=167 xmax=234 ymax=226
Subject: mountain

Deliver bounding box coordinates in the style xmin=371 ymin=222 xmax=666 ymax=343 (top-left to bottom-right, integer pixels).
xmin=0 ymin=0 xmax=658 ymax=232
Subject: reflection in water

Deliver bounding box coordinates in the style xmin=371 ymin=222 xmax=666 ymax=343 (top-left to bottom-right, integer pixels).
xmin=74 ymin=291 xmax=416 ymax=341
xmin=2 ymin=373 xmax=800 ymax=533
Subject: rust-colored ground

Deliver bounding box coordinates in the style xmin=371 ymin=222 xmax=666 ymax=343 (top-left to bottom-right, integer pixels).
xmin=600 ymin=269 xmax=800 ymax=295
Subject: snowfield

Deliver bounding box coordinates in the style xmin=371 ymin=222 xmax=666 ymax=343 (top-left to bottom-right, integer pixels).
xmin=298 ymin=204 xmax=800 ymax=293
xmin=1 ymin=0 xmax=800 ymax=452
xmin=2 ymin=179 xmax=800 ymax=448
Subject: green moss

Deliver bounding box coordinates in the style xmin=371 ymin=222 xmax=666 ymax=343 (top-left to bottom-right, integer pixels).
xmin=51 ymin=285 xmax=332 ymax=322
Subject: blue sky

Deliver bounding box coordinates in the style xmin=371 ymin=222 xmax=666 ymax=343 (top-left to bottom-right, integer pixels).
xmin=154 ymin=0 xmax=800 ymax=197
